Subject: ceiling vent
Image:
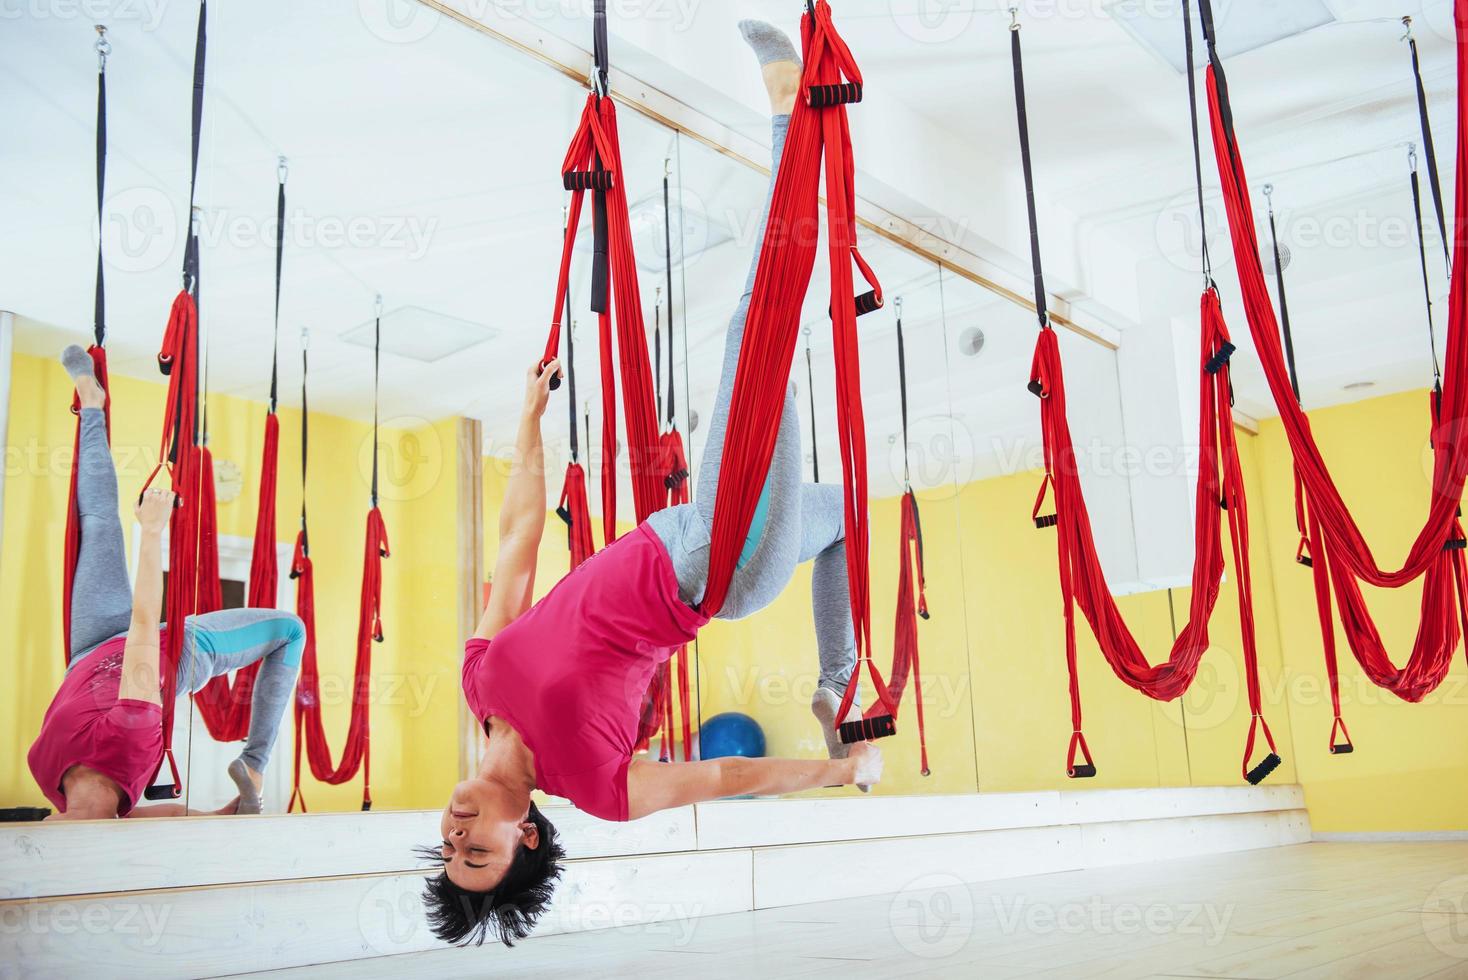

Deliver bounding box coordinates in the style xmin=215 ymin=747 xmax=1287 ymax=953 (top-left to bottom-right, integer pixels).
xmin=341 ymin=305 xmax=499 ymax=363
xmin=1105 ymin=0 xmax=1335 ymax=74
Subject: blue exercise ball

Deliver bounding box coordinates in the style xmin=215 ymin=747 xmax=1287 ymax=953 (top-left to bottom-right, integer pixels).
xmin=698 ymin=712 xmax=766 ymax=760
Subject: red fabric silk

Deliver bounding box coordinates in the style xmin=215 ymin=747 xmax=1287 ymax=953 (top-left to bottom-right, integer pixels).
xmin=1031 ymin=290 xmax=1279 ymax=779
xmin=1203 ymin=0 xmax=1468 ymax=708
xmin=287 ymin=507 xmax=389 ymax=812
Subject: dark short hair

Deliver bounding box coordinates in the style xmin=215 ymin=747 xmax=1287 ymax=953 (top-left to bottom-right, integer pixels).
xmin=416 ymin=800 xmax=565 ymax=947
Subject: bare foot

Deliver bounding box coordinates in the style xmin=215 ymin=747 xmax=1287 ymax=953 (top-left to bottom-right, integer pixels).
xmin=761 ymin=60 xmax=800 ymax=116
xmin=847 ymin=742 xmax=883 ymax=792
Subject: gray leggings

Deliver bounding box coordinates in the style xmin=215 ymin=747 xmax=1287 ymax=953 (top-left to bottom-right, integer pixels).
xmin=68 ymin=408 xmax=304 ymax=771
xmin=644 ymin=115 xmax=857 ymax=695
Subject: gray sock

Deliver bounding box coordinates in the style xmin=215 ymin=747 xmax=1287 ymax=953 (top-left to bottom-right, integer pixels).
xmin=811 ymin=687 xmax=870 ymax=792
xmin=228 ymin=758 xmax=263 ymax=815
xmin=61 ymin=344 xmax=96 ymax=382
xmin=739 ymin=19 xmax=800 ymax=68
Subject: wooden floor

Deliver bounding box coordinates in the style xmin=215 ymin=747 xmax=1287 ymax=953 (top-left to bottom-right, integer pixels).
xmin=249 ymin=842 xmax=1468 ymax=979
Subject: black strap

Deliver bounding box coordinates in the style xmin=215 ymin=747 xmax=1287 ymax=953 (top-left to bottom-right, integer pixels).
xmin=653 ymin=302 xmax=663 ymax=421
xmin=299 ymin=337 xmax=310 ymax=556
xmin=371 ymin=299 xmax=381 ymax=508
xmin=1009 ymin=19 xmax=1047 ymax=330
xmin=563 ymin=212 xmax=579 ymax=462
xmin=592 ymin=0 xmax=609 ymax=96
xmin=1408 ymin=29 xmax=1450 ymax=273
xmin=93 ymin=29 xmax=108 ymax=348
xmin=1196 ymin=0 xmax=1240 ymax=170
xmin=1410 ymin=157 xmax=1444 ymax=392
xmin=896 ymin=301 xmax=911 ymax=489
xmin=1182 ymin=0 xmax=1211 ymax=282
xmin=181 ymin=1 xmax=206 ymax=294
xmin=1264 ymin=193 xmax=1302 ymax=404
xmin=662 ymin=163 xmax=676 ymax=427
xmin=269 ymin=159 xmax=286 ymax=413
xmin=805 ymin=334 xmax=819 ymax=482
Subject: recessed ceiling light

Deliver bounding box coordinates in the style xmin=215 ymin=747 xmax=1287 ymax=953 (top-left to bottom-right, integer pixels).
xmin=1105 ymin=0 xmax=1335 ymax=74
xmin=341 ymin=305 xmax=498 ymax=363
xmin=1343 ymin=380 xmax=1376 ymax=391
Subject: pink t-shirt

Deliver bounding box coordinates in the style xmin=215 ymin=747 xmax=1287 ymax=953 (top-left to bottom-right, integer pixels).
xmin=28 ymin=636 xmax=164 ymax=816
xmin=462 ymin=524 xmax=707 ymax=821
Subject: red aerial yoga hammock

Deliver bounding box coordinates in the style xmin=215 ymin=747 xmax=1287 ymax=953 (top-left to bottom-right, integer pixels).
xmin=190 ymin=158 xmax=288 ymax=741
xmin=538 ymin=3 xmax=887 ymax=747
xmin=135 ymin=1 xmax=210 ymax=800
xmin=288 ymin=309 xmax=389 ymax=812
xmin=879 ymin=298 xmax=931 ymax=775
xmin=1017 ymin=1 xmax=1282 ymax=783
xmin=62 ymin=25 xmax=114 ymax=666
xmin=1198 ymin=0 xmax=1468 ymax=735
xmin=539 ymin=3 xmax=690 ymax=752
xmin=700 ymin=0 xmax=893 ymax=747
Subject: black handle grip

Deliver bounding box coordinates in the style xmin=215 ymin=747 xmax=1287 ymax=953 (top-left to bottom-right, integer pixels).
xmin=361 ymin=800 xmax=373 ymax=812
xmin=1245 ymin=752 xmax=1282 ymax=785
xmin=663 ymin=467 xmax=689 ymax=490
xmin=1068 ymin=763 xmax=1097 ymax=779
xmin=1027 ymin=379 xmax=1046 ymax=398
xmin=0 ymin=807 xmax=54 ymax=822
xmin=1445 ymin=538 xmax=1467 ymax=551
xmin=144 ymin=783 xmax=181 ymax=801
xmin=563 ymin=170 xmax=614 ymax=191
xmin=556 ymin=505 xmax=573 ymax=527
xmin=838 ymin=714 xmax=897 ymax=744
xmin=828 ymin=291 xmax=884 ymax=318
xmin=1329 ymin=742 xmax=1354 ymax=755
xmin=1034 ymin=514 xmax=1058 ymax=529
xmin=1204 ymin=341 xmax=1237 ymax=375
xmin=1296 ymin=554 xmax=1314 ymax=568
xmin=807 ymin=82 xmax=863 ymax=107
xmin=540 ymin=359 xmax=562 ymax=392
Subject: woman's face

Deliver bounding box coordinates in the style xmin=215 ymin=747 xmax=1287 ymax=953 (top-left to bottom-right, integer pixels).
xmin=439 ymin=777 xmax=539 ymax=891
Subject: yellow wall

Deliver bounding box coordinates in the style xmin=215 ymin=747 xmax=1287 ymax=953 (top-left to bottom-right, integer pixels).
xmin=1 ymin=353 xmax=462 ymax=812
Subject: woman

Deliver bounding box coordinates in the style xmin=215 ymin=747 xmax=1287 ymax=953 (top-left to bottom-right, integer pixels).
xmin=27 ymin=347 xmax=306 ymax=819
xmin=425 ymin=21 xmax=880 ymax=947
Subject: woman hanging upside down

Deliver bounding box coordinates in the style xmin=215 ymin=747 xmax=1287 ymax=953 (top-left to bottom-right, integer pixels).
xmin=426 ymin=21 xmax=878 ymax=947
xmin=27 ymin=346 xmax=306 ymax=819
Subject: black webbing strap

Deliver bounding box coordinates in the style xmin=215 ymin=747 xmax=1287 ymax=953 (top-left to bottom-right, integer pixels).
xmin=1196 ymin=0 xmax=1235 ymax=148
xmin=371 ymin=297 xmax=381 ymax=509
xmin=1009 ymin=14 xmax=1048 ymax=331
xmin=588 ymin=0 xmax=610 ymax=315
xmin=1181 ymin=0 xmax=1211 ymax=283
xmin=298 ymin=334 xmax=310 ymax=559
xmin=896 ymin=299 xmax=912 ymax=489
xmin=1410 ymin=152 xmax=1445 ymax=393
xmin=181 ymin=1 xmax=206 ymax=295
xmin=805 ymin=330 xmax=819 ymax=482
xmin=563 ymin=210 xmax=579 ymax=463
xmin=1264 ymin=188 xmax=1302 ymax=403
xmin=269 ymin=158 xmax=286 ymax=413
xmin=93 ymin=27 xmax=109 ymax=348
xmin=653 ymin=301 xmax=663 ymax=421
xmin=662 ymin=161 xmax=677 ymax=427
xmin=1407 ymin=22 xmax=1450 ymax=273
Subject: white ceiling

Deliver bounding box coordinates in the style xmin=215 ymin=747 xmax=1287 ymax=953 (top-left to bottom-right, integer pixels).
xmin=2 ymin=0 xmax=1459 ymax=515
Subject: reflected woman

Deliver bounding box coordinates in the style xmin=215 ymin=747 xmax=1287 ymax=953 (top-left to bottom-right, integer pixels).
xmin=27 ymin=347 xmax=306 ymax=819
xmin=424 ymin=21 xmax=880 ymax=947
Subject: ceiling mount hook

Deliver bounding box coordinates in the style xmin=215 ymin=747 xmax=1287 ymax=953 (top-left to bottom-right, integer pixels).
xmin=894 ymin=296 xmax=904 ymax=317
xmin=1009 ymin=4 xmax=1021 ymax=32
xmin=277 ymin=155 xmax=289 ymax=184
xmin=94 ymin=24 xmax=111 ymax=70
xmin=374 ymin=293 xmax=384 ymax=319
xmin=1401 ymin=15 xmax=1414 ymax=42
xmin=300 ymin=326 xmax=310 ymax=351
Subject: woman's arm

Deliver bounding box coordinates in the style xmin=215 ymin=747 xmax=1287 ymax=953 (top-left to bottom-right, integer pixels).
xmin=473 ymin=359 xmax=561 ymax=641
xmin=117 ymin=488 xmax=175 ymax=704
xmin=624 ymin=743 xmax=883 ymax=819
xmin=126 ymin=797 xmax=241 ymax=818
